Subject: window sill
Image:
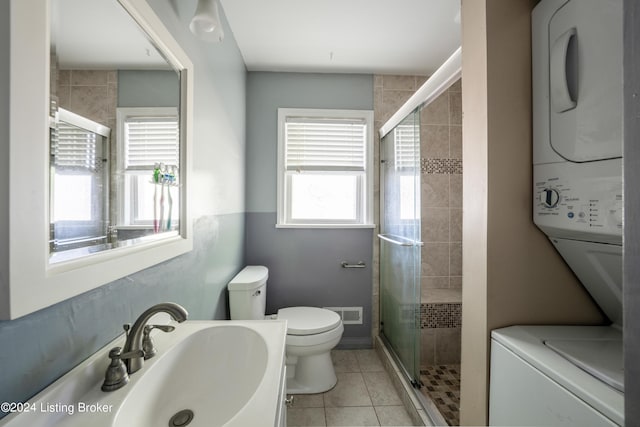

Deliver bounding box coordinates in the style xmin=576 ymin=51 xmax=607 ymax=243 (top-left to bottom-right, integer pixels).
xmin=275 ymin=223 xmax=376 ymax=229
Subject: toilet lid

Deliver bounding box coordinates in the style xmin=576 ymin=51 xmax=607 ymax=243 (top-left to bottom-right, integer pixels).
xmin=277 ymin=307 xmax=341 ymax=336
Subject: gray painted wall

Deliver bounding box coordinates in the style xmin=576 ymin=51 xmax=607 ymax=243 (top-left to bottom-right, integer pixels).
xmin=246 ymin=212 xmax=373 ymax=344
xmin=624 ymin=0 xmax=639 ymax=424
xmin=246 ymin=72 xmax=375 ymax=213
xmin=118 ymin=70 xmax=179 ymax=107
xmin=0 ymin=0 xmax=247 ymax=416
xmin=245 ymin=72 xmax=374 ymax=347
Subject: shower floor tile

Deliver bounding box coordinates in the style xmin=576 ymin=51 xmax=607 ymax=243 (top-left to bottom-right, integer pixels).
xmin=419 ymin=364 xmax=460 ymax=426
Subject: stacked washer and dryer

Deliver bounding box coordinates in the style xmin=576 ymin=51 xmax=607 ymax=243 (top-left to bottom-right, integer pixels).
xmin=489 ymin=0 xmax=624 ymax=426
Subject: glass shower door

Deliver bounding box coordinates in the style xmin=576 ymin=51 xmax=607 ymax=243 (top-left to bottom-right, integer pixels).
xmin=379 ymin=110 xmax=422 ymax=384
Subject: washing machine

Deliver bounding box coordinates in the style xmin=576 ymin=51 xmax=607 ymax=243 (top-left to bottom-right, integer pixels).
xmin=489 ymin=0 xmax=624 ymax=425
xmin=491 ymin=326 xmax=623 ymax=426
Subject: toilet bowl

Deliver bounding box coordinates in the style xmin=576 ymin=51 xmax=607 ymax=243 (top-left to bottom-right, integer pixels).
xmin=228 ymin=266 xmax=344 ymax=394
xmin=278 ymin=306 xmax=344 ymax=394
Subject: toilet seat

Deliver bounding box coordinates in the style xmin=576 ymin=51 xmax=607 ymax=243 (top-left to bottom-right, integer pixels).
xmin=277 ymin=307 xmax=341 ymax=336
xmin=285 ymin=322 xmax=344 ymax=348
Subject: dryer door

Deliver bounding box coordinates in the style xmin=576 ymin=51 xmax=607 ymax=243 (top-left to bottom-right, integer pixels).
xmin=549 ymin=0 xmax=622 ymax=162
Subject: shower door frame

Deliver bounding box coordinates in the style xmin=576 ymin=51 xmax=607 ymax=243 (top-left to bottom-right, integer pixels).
xmin=378 ymin=109 xmax=423 ymax=388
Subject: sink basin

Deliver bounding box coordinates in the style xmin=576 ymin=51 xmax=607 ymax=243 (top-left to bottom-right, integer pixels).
xmin=0 ymin=321 xmax=287 ymax=427
xmin=115 ymin=325 xmax=268 ymax=427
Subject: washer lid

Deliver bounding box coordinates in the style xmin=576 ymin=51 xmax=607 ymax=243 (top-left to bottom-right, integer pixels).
xmin=277 ymin=307 xmax=341 ymax=335
xmin=545 ymin=339 xmax=623 ymax=392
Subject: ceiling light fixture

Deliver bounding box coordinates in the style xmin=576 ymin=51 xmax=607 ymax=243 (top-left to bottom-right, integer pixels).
xmin=190 ymin=0 xmax=224 ymax=43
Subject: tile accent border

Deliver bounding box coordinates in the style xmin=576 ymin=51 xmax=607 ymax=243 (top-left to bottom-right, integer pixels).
xmin=420 ymin=303 xmax=462 ymax=329
xmin=421 ymin=158 xmax=463 ymax=175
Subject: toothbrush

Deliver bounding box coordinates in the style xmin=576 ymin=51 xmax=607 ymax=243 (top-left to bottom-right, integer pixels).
xmin=153 ymin=163 xmax=160 ymax=233
xmin=166 ymin=185 xmax=173 ymax=230
xmin=158 ymin=164 xmax=166 ymax=232
xmin=153 ymin=186 xmax=159 ymax=233
xmin=166 ymin=166 xmax=176 ymax=230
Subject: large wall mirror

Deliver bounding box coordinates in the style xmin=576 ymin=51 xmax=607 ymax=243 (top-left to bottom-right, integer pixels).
xmin=3 ymin=0 xmax=193 ymax=319
xmin=49 ymin=0 xmax=182 ymax=263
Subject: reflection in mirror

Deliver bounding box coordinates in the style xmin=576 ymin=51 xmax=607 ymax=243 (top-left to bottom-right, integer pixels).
xmin=50 ymin=108 xmax=111 ymax=262
xmin=49 ymin=0 xmax=181 ymax=263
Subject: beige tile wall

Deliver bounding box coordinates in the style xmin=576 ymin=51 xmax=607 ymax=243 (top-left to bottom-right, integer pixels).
xmin=419 ymin=79 xmax=462 ymax=293
xmin=418 ymin=80 xmax=463 ymax=367
xmin=56 ymin=69 xmax=118 ymax=131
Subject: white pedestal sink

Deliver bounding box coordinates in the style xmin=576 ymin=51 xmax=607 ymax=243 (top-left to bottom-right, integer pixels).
xmin=0 ymin=320 xmax=288 ymax=427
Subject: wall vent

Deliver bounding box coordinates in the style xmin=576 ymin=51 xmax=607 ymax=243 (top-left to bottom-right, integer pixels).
xmin=324 ymin=306 xmax=363 ymax=325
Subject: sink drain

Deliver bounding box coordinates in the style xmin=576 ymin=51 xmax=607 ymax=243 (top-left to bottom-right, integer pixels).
xmin=169 ymin=409 xmax=194 ymax=427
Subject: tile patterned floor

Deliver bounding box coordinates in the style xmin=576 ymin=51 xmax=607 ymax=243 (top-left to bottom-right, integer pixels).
xmin=287 ymin=349 xmax=417 ymax=427
xmin=419 ymin=365 xmax=461 ymax=426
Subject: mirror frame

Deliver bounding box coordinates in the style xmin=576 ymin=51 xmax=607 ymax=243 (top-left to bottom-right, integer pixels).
xmin=3 ymin=0 xmax=193 ymax=320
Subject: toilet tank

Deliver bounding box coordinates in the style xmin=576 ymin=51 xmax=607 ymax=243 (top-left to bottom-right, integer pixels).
xmin=228 ymin=265 xmax=268 ymax=320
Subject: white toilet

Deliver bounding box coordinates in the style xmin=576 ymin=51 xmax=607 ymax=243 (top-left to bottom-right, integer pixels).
xmin=228 ymin=265 xmax=344 ymax=394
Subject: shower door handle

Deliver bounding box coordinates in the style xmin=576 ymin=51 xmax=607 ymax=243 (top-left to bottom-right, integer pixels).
xmin=377 ymin=234 xmax=424 ymax=247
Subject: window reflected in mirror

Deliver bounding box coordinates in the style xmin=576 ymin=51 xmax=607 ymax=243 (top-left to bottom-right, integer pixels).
xmin=118 ymin=107 xmax=180 ymax=234
xmin=49 ymin=0 xmax=182 ymax=263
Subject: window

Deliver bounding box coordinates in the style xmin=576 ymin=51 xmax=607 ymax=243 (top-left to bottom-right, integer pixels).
xmin=117 ymin=107 xmax=179 ymax=228
xmin=393 ymin=123 xmax=420 ymax=221
xmin=277 ymin=108 xmax=374 ymax=227
xmin=52 ymin=120 xmax=101 ymax=223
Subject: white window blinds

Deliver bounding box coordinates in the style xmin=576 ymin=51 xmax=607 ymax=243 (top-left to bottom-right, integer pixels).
xmin=125 ymin=117 xmax=179 ymax=169
xmin=53 ymin=122 xmax=98 ymax=170
xmin=285 ymin=117 xmax=366 ymax=172
xmin=393 ymin=123 xmax=419 ymax=170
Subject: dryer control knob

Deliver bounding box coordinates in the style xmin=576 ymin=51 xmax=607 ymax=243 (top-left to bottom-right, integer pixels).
xmin=541 ymin=188 xmax=560 ymax=208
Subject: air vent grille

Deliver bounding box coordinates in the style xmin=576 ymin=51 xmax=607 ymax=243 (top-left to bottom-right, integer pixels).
xmin=323 ymin=306 xmax=363 ymax=325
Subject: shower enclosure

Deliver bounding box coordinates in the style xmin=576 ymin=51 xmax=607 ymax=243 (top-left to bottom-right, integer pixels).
xmin=49 ymin=108 xmax=111 ymax=261
xmin=377 ymin=48 xmax=462 ymax=426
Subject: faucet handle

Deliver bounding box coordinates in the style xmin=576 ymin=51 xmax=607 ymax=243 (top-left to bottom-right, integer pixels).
xmin=142 ymin=324 xmax=175 ymax=360
xmin=102 ymin=346 xmax=144 ymax=392
xmin=122 ymin=323 xmax=131 ymax=338
xmin=145 ymin=324 xmax=175 ymax=333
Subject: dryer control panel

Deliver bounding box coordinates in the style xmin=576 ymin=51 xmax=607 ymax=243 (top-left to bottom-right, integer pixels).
xmin=533 ymin=159 xmax=622 ymax=245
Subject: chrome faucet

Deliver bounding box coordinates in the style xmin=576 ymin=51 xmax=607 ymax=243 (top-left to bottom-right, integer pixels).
xmin=122 ymin=302 xmax=188 ymax=375
xmin=101 ymin=302 xmax=188 ymax=392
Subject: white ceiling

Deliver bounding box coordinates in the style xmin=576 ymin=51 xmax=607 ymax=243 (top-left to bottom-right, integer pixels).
xmin=52 ymin=0 xmax=460 ymax=75
xmin=52 ymin=0 xmax=170 ymax=69
xmin=218 ymin=0 xmax=461 ymax=75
